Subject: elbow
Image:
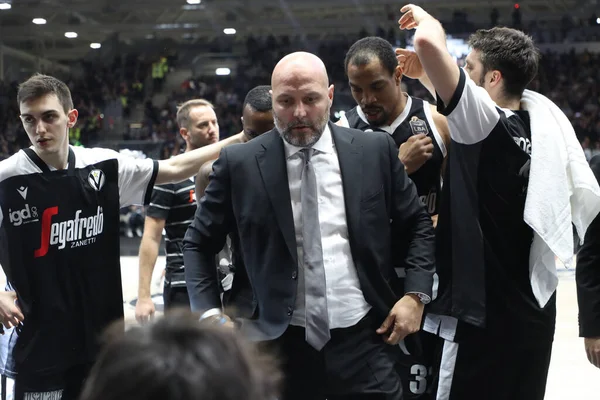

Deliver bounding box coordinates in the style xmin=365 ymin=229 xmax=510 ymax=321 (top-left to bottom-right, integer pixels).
xmin=413 ymin=34 xmax=438 ymax=59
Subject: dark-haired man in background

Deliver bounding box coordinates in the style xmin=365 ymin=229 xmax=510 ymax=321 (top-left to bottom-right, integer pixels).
xmin=195 ymin=85 xmax=275 ymax=318
xmin=338 ymin=36 xmax=449 ymax=399
xmin=196 ymin=85 xmax=274 ymax=196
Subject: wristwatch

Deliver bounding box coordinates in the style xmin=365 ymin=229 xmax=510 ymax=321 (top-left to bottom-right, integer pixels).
xmin=408 ymin=292 xmax=431 ymax=305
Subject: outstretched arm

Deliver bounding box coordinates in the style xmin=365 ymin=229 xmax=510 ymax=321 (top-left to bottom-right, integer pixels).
xmin=156 ymin=133 xmax=245 ymax=185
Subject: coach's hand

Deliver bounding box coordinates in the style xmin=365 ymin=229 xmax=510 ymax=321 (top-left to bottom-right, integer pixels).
xmin=584 ymin=337 xmax=600 ymax=368
xmin=135 ymin=297 xmax=156 ymax=324
xmin=377 ymin=294 xmax=424 ymax=345
xmin=399 ymin=133 xmax=433 ymax=175
xmin=0 ymin=291 xmax=24 ymax=331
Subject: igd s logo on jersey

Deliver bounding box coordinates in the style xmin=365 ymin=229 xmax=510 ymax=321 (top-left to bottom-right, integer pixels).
xmin=34 ymin=206 xmax=104 ymax=258
xmin=9 ymin=204 xmax=39 ymax=226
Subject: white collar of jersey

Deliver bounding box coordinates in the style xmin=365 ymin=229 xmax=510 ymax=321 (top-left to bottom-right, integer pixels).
xmin=356 ymin=94 xmax=412 ymax=135
xmin=282 ymin=124 xmax=334 ymax=159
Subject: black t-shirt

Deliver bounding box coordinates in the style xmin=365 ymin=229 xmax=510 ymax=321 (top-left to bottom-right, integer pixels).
xmin=432 ymin=68 xmax=556 ymax=343
xmin=0 ymin=146 xmax=157 ymax=377
xmin=145 ymin=179 xmax=196 ymax=283
xmin=340 ymin=96 xmax=446 ymax=216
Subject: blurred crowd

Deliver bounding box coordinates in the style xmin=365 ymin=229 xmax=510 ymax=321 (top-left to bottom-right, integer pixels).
xmin=1 ymin=19 xmax=599 ymax=164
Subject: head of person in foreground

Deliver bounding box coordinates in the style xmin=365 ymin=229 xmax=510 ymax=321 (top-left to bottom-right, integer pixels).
xmin=80 ymin=312 xmax=281 ymax=400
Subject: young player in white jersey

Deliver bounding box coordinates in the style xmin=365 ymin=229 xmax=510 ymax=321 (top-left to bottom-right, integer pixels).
xmin=0 ymin=74 xmax=244 ymax=399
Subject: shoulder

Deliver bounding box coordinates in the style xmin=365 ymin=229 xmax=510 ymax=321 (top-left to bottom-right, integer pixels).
xmin=226 ymin=130 xmax=278 ymax=156
xmin=0 ymin=150 xmax=30 ymax=184
xmin=72 ymin=146 xmax=121 ymax=167
xmin=153 ymin=182 xmax=175 ymax=192
xmin=199 ymin=159 xmax=216 ymax=177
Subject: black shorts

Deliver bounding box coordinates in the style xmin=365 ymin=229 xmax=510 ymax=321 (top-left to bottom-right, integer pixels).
xmin=13 ymin=363 xmax=92 ymax=400
xmin=432 ymin=331 xmax=552 ymax=400
xmin=390 ymin=330 xmax=442 ymax=400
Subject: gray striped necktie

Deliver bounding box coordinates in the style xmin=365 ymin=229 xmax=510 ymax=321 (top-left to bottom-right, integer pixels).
xmin=300 ymin=148 xmax=330 ymax=351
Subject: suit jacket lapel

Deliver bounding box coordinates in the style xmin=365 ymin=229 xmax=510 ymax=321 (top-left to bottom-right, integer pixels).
xmin=330 ymin=123 xmax=363 ymax=244
xmin=256 ymin=131 xmax=298 ymax=265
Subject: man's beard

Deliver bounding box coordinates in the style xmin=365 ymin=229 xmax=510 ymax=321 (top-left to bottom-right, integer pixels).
xmin=274 ymin=107 xmax=330 ymax=148
xmin=361 ymin=105 xmax=389 ymax=127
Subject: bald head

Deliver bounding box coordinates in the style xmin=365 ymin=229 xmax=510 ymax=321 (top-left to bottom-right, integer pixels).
xmin=272 ymin=52 xmax=329 ymax=89
xmin=270 ymin=52 xmax=334 ymax=148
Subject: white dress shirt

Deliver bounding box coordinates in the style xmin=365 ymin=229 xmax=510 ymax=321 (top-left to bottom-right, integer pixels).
xmin=283 ymin=125 xmax=372 ymax=329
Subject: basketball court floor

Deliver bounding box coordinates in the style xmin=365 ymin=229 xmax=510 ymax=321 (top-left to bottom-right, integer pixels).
xmin=0 ymin=256 xmax=598 ymax=398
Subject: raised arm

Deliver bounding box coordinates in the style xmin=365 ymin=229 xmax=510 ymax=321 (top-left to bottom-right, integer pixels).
xmin=399 ymin=4 xmax=501 ymax=145
xmin=398 ymin=4 xmax=460 ymax=106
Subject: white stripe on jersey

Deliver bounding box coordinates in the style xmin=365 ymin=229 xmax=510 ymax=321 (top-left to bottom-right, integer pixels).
xmin=423 ymin=100 xmax=448 ymax=158
xmin=165 ymin=219 xmax=194 ymax=226
xmin=175 ymin=185 xmax=195 ymax=194
xmin=164 ymin=237 xmax=185 ymax=242
xmin=153 ymin=186 xmax=175 ymax=194
xmin=149 ymin=203 xmax=170 ymax=210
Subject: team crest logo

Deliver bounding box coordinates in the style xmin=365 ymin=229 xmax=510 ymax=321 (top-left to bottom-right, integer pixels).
xmin=88 ymin=169 xmax=106 ymax=191
xmin=409 ymin=116 xmax=429 ymax=136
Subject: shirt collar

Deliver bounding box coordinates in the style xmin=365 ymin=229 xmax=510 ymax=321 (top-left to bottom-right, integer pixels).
xmin=356 ymin=94 xmax=412 ymax=135
xmin=283 ymin=124 xmax=334 ymax=159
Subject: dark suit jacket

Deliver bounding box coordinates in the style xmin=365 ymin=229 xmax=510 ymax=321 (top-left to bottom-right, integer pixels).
xmin=577 ymin=154 xmax=600 ymax=337
xmin=183 ymin=123 xmax=435 ymax=341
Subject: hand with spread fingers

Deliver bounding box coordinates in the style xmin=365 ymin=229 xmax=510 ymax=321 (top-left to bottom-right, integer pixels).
xmin=0 ymin=291 xmax=24 ymax=332
xmin=376 ymin=294 xmax=424 ymax=345
xmin=398 ymin=4 xmax=434 ymax=30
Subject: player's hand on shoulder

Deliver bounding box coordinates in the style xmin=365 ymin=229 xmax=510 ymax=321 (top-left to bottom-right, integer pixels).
xmin=399 ymin=133 xmax=434 ymax=175
xmin=0 ymin=291 xmax=24 ymax=331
